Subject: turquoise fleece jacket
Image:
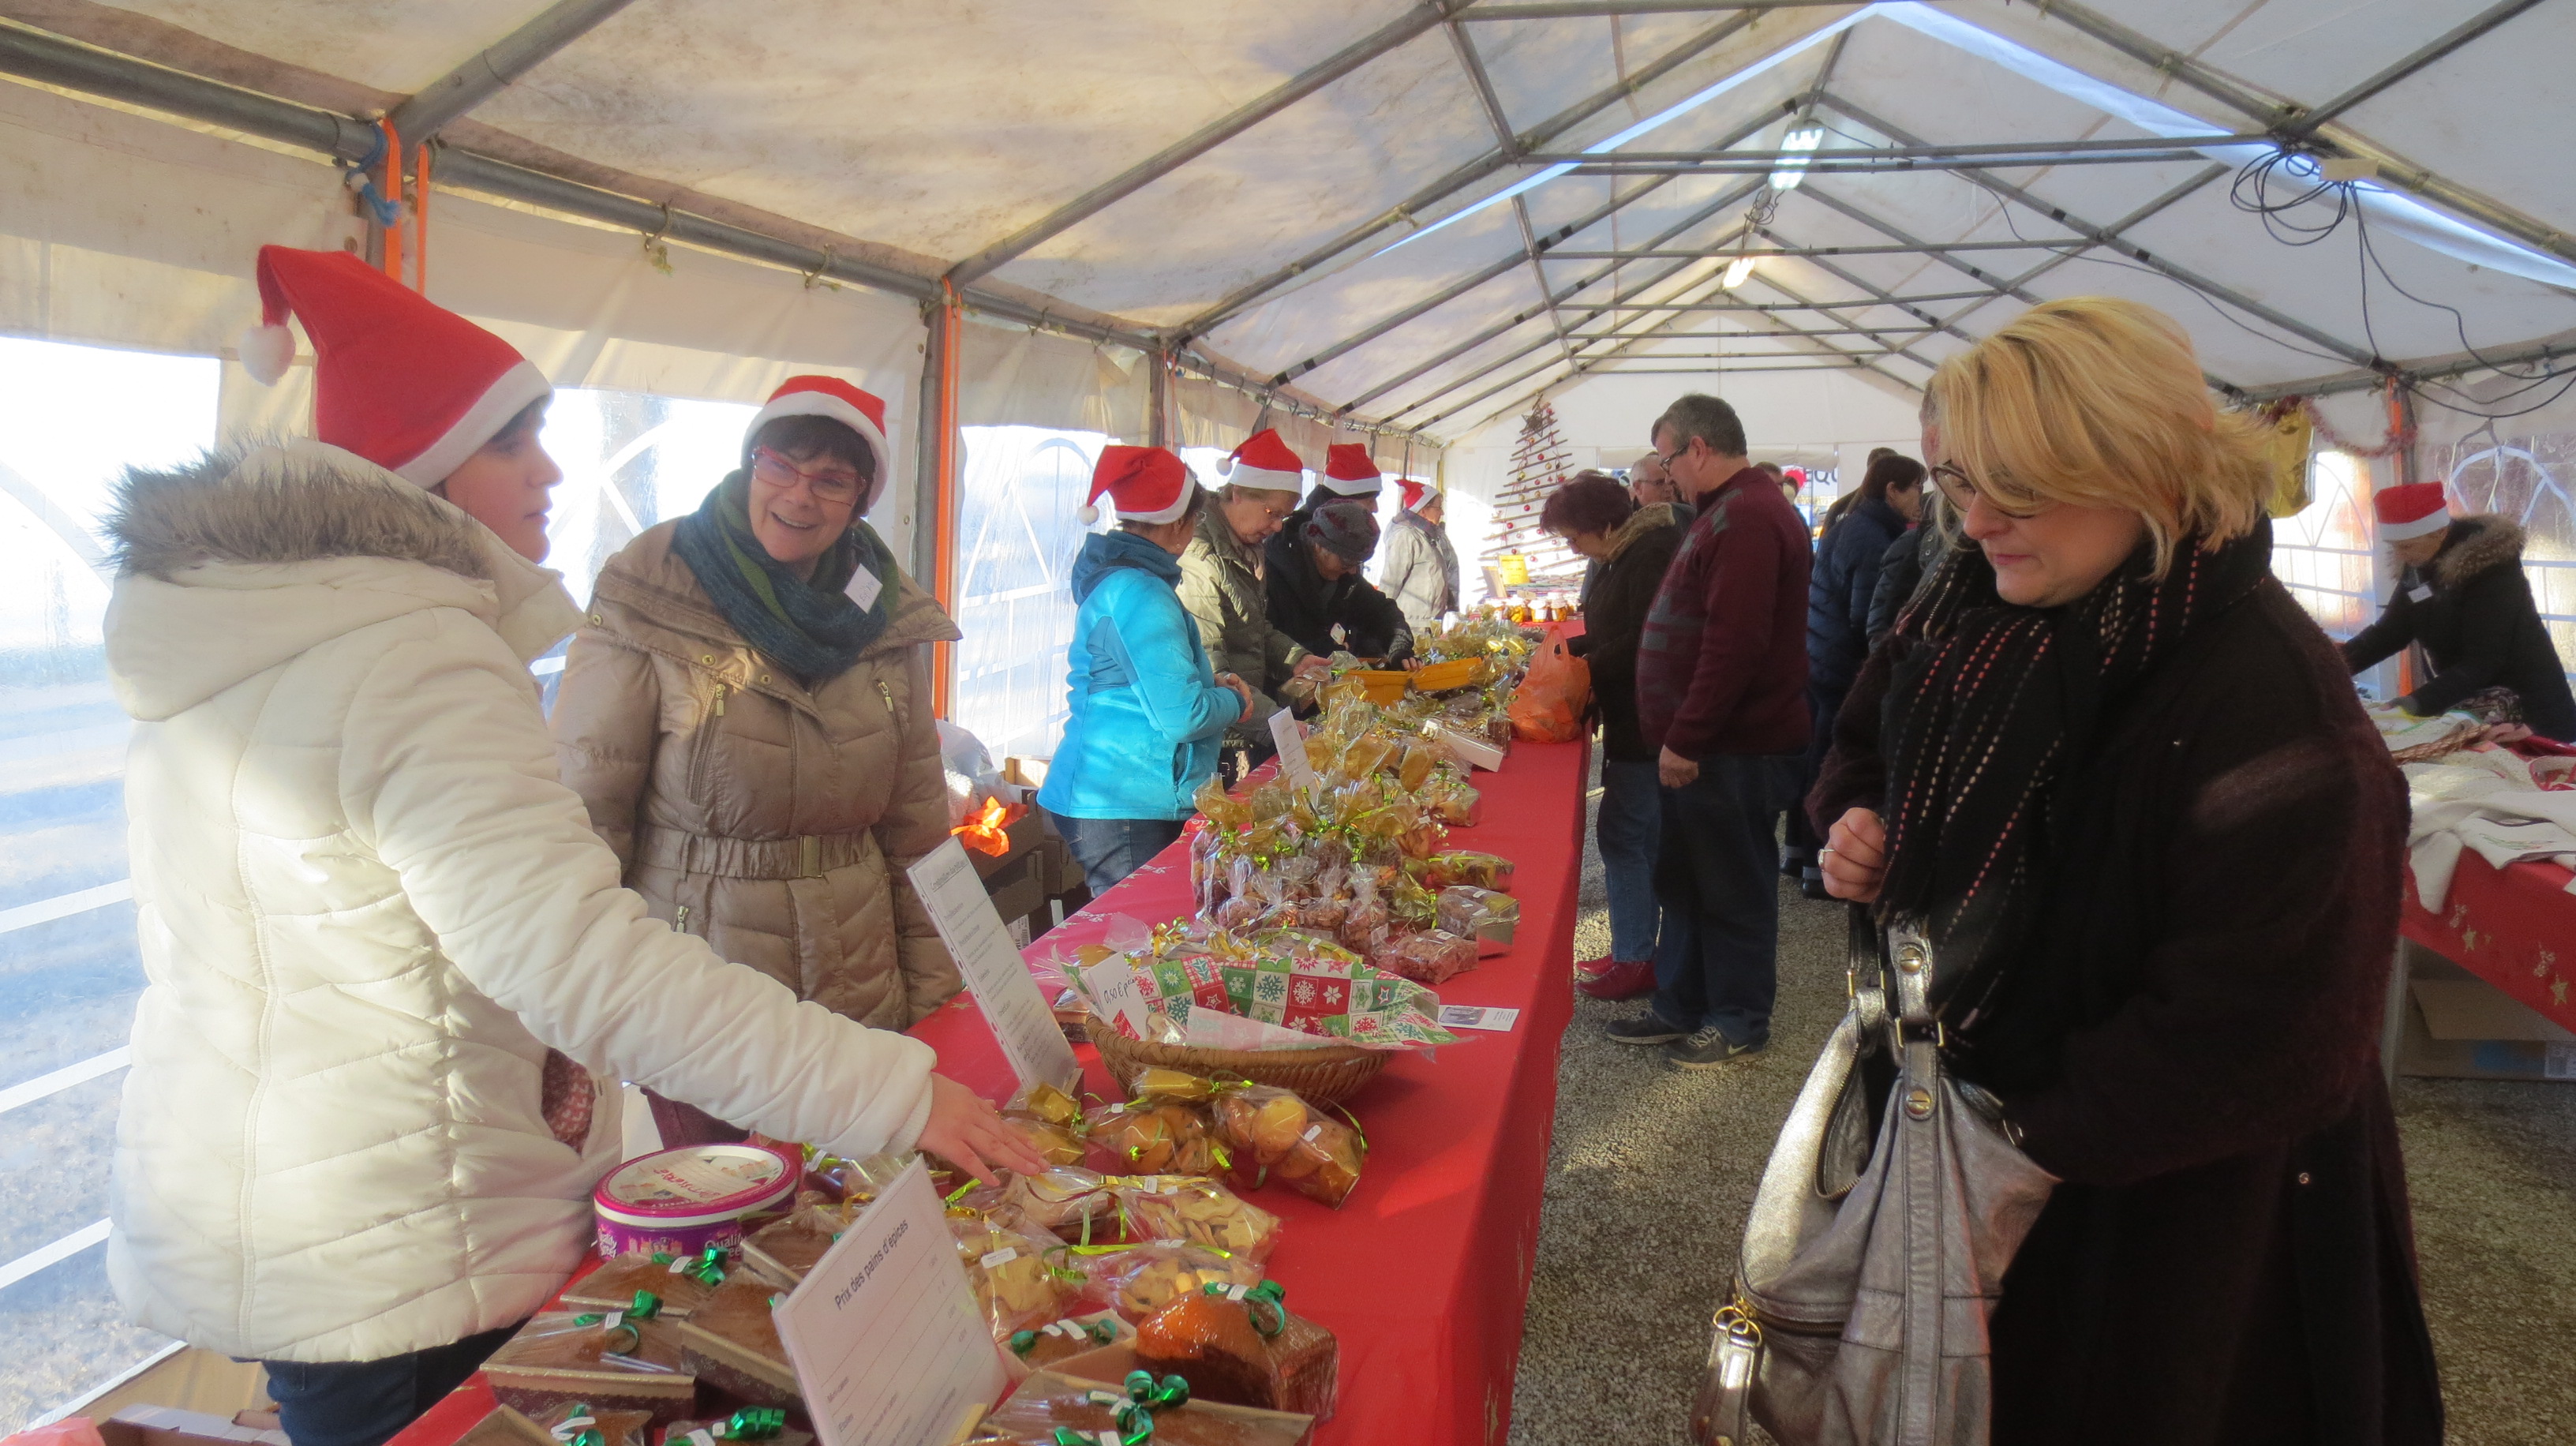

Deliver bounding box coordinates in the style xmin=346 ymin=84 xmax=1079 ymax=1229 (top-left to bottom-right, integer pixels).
xmin=1038 ymin=530 xmax=1243 ymax=822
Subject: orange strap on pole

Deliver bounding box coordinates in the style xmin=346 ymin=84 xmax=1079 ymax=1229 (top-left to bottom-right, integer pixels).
xmin=376 ymin=118 xmax=403 ymax=284
xmin=412 ymin=144 xmax=432 ymax=293
xmin=930 ymin=279 xmax=964 ymax=717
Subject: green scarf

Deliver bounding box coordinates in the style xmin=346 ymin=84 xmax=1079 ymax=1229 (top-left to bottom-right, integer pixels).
xmin=671 ymin=470 xmax=897 ymax=683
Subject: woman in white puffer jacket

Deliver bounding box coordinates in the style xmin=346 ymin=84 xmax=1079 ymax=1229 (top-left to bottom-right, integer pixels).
xmin=104 ymin=248 xmax=1039 ymax=1446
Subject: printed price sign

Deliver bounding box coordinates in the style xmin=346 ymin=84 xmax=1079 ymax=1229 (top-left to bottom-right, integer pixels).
xmin=1436 ymin=1004 xmax=1522 ymax=1032
xmin=907 ymin=836 xmax=1082 ymax=1092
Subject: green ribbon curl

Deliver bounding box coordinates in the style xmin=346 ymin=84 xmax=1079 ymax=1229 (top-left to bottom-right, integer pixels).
xmin=713 ymin=1408 xmax=784 ymax=1440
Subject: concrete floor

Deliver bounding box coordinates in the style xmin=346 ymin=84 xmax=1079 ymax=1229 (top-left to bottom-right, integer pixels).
xmin=1504 ymin=776 xmax=2576 ymax=1444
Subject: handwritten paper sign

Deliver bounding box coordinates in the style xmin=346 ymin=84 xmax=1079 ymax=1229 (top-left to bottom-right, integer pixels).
xmin=1083 ymin=957 xmax=1150 ymax=1040
xmin=1268 ymin=709 xmax=1316 ymax=789
xmin=776 ymin=1157 xmax=1003 ymax=1446
xmin=908 ymin=836 xmax=1082 ymax=1092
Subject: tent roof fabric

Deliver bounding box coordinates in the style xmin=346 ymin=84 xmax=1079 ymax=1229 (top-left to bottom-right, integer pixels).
xmin=9 ymin=0 xmax=2576 ymax=440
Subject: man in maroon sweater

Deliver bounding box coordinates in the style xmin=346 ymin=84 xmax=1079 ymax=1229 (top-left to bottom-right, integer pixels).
xmin=1608 ymin=394 xmax=1812 ymax=1066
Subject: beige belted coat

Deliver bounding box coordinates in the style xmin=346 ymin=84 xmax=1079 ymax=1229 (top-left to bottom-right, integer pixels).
xmin=552 ymin=521 xmax=964 ymax=1029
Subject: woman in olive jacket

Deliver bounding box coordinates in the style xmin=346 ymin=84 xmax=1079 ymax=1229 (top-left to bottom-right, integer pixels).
xmin=553 ymin=378 xmax=964 ymax=1144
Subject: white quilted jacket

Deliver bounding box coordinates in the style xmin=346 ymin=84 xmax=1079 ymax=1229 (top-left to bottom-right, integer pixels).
xmin=103 ymin=441 xmax=938 ymax=1364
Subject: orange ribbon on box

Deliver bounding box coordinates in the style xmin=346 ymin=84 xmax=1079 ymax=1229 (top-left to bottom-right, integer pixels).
xmin=953 ymin=795 xmax=1024 ymax=856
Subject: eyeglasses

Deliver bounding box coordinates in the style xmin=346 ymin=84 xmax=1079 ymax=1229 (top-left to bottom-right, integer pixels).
xmin=752 ymin=446 xmax=865 ymax=505
xmin=1655 ymin=439 xmax=1694 ymax=469
xmin=1928 ymin=461 xmax=2050 ymax=520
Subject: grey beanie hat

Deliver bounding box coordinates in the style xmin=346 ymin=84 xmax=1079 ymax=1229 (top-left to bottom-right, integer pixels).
xmin=1305 ymin=499 xmax=1380 ymax=564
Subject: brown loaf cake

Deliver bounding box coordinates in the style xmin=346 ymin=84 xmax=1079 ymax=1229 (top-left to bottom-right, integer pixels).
xmin=975 ymin=1369 xmax=1313 ymax=1446
xmin=1133 ymin=1292 xmax=1339 ymax=1421
xmin=481 ymin=1313 xmax=695 ymax=1427
xmin=672 ymin=1276 xmax=798 ymax=1407
xmin=561 ymin=1254 xmax=720 ymax=1319
xmin=740 ymin=1208 xmax=844 ymax=1288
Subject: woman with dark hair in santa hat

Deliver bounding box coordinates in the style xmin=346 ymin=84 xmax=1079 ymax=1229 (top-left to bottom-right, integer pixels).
xmin=551 ymin=376 xmax=970 ymax=1146
xmin=103 ymin=248 xmax=1041 ymax=1446
xmin=1039 ymin=448 xmax=1256 ymax=893
xmin=2343 ymin=481 xmax=2576 ymax=741
xmin=1377 ymin=477 xmax=1458 ymax=629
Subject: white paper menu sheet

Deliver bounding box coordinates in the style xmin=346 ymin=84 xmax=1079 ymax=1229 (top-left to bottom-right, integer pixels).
xmin=907 ymin=835 xmax=1083 ymax=1092
xmin=775 ymin=1157 xmax=1004 ymax=1446
xmin=1268 ymin=708 xmax=1316 ymax=789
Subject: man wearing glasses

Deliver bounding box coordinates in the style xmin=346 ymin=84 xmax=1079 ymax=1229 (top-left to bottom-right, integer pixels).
xmin=1607 ymin=394 xmax=1813 ymax=1068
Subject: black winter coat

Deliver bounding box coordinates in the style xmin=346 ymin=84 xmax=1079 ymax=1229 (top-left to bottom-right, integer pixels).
xmin=1813 ymin=576 xmax=2440 ymax=1446
xmin=2342 ymin=513 xmax=2576 ymax=740
xmin=1264 ymin=515 xmax=1414 ymax=663
xmin=1563 ymin=504 xmax=1686 ymax=761
xmin=1807 ymin=494 xmax=1905 ymax=702
xmin=1866 ymin=524 xmax=1923 ymax=646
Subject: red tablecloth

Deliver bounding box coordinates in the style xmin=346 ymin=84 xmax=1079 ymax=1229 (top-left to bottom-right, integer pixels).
xmin=395 ymin=732 xmax=1592 ymax=1446
xmin=2400 ymin=852 xmax=2576 ymax=1034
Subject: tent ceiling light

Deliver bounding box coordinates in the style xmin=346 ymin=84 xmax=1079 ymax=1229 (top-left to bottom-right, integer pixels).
xmin=1769 ymin=125 xmax=1826 ymax=190
xmin=1722 ymin=255 xmax=1757 ymax=288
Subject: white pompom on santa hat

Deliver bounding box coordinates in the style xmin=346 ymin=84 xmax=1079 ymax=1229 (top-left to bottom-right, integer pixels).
xmin=1396 ymin=477 xmax=1438 ymax=512
xmin=1079 ymin=444 xmax=1194 ymax=525
xmin=1222 ymin=428 xmax=1305 ymax=493
xmin=1318 ymin=443 xmax=1383 ymax=498
xmin=236 ymin=245 xmax=551 ymax=487
xmin=2372 ymin=481 xmax=2451 ymax=541
xmin=743 ymin=376 xmax=896 ymax=508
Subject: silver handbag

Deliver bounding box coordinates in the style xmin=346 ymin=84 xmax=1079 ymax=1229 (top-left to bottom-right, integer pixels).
xmin=1692 ymin=908 xmax=2058 ymax=1446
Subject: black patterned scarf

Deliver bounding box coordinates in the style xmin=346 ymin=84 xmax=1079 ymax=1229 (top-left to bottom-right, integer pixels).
xmin=1876 ymin=516 xmax=2275 ymax=1020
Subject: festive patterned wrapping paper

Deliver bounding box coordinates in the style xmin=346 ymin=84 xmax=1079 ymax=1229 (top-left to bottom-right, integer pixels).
xmin=1110 ymin=935 xmax=1461 ymax=1049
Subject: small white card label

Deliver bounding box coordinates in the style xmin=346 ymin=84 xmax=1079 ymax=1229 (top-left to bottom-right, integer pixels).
xmin=776 ymin=1158 xmax=1003 ymax=1446
xmin=907 ymin=836 xmax=1082 ymax=1092
xmin=1083 ymin=957 xmax=1151 ymax=1040
xmin=845 ymin=565 xmax=884 ymax=612
xmin=1438 ymin=728 xmax=1506 ymax=773
xmin=1436 ymin=1005 xmax=1522 ymax=1032
xmin=1269 ymin=708 xmax=1316 ymax=789
xmin=2408 ymin=583 xmax=2433 ymax=602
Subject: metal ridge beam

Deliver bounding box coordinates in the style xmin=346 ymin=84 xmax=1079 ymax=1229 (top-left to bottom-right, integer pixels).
xmin=1460 ymin=1 xmax=1927 ymax=16
xmin=1176 ymin=7 xmax=1772 ymax=339
xmin=1530 ymin=133 xmax=2245 ymax=162
xmin=2233 ymin=329 xmax=2576 ymax=402
xmin=1579 ymin=290 xmax=2000 ymax=309
xmin=387 ymin=0 xmax=638 ymax=141
xmin=2288 ymin=0 xmax=2546 ymax=137
xmin=1441 ymin=13 xmax=1578 ymax=366
xmin=1747 ymin=222 xmax=1977 ymax=352
xmin=1564 ymin=324 xmax=1941 ymax=339
xmin=1545 ymin=240 xmax=2082 ymax=259
xmin=942 ymin=6 xmax=1447 ymax=287
xmin=2031 ymin=0 xmax=2576 ymax=264
xmin=0 ymin=23 xmax=1440 ymax=442
xmin=1556 ymin=151 xmax=2219 ymax=175
xmin=1814 ymin=93 xmax=2376 ymax=370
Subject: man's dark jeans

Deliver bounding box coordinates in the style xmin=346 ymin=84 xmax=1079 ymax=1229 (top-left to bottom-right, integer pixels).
xmin=1650 ymin=752 xmax=1804 ymax=1048
xmin=264 ymin=1324 xmax=518 ymax=1446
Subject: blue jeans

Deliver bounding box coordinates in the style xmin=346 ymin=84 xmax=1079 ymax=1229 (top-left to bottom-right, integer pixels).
xmin=1596 ymin=759 xmax=1665 ymax=962
xmin=264 ymin=1324 xmax=519 ymax=1446
xmin=1046 ymin=810 xmax=1186 ymax=897
xmin=1650 ymin=753 xmax=1804 ymax=1047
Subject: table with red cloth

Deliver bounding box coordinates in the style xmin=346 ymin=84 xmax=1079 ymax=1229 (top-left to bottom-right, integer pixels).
xmin=392 ymin=732 xmax=1593 ymax=1446
xmin=2398 ymin=852 xmax=2576 ymax=1034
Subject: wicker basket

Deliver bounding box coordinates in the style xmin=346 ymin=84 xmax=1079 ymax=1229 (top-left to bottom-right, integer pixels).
xmin=1090 ymin=1029 xmax=1389 ymax=1107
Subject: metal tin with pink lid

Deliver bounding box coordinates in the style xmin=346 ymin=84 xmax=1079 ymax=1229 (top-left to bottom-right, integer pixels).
xmin=593 ymin=1143 xmax=797 ymax=1260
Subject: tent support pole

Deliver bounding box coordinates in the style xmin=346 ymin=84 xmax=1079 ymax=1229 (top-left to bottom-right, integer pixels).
xmin=385 ymin=0 xmax=642 ymax=141
xmin=1814 ymin=93 xmax=2376 ymax=372
xmin=941 ymin=6 xmax=1448 ymax=287
xmin=930 ymin=283 xmax=963 ymax=717
xmin=2236 ymin=330 xmax=2576 ymax=402
xmin=2030 ymin=0 xmax=2576 ymax=266
xmin=1178 ymin=9 xmax=1771 ymax=339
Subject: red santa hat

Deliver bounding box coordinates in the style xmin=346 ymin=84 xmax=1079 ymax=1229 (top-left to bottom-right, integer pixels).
xmin=1080 ymin=445 xmax=1194 ymax=525
xmin=1223 ymin=428 xmax=1305 ymax=493
xmin=2372 ymin=481 xmax=2451 ymax=541
xmin=744 ymin=376 xmax=895 ymax=506
xmin=238 ymin=245 xmax=551 ymax=488
xmin=1396 ymin=477 xmax=1436 ymax=511
xmin=1319 ymin=443 xmax=1383 ymax=497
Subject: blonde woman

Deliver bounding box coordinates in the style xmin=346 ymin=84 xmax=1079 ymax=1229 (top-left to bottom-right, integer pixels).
xmin=1810 ymin=297 xmax=2439 ymax=1442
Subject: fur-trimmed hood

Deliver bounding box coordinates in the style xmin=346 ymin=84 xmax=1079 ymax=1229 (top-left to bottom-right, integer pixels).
xmin=1608 ymin=500 xmax=1688 ymax=560
xmin=104 ymin=439 xmax=581 ymax=721
xmin=2428 ymin=512 xmax=2526 ymax=590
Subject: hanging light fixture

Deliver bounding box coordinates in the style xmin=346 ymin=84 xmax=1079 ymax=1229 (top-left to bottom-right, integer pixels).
xmin=1769 ymin=122 xmax=1825 ymax=191
xmin=1722 ymin=255 xmax=1757 ymax=289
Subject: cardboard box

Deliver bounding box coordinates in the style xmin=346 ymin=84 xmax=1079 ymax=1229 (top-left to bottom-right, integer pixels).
xmin=968 ymin=809 xmax=1043 ymax=881
xmin=2398 ymin=968 xmax=2576 ymax=1081
xmin=1002 ymin=755 xmax=1050 ymax=789
xmin=101 ymin=1407 xmax=290 ymax=1446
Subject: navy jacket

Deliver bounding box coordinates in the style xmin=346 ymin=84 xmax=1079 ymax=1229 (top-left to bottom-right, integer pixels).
xmin=1807 ymin=493 xmax=1906 ymax=703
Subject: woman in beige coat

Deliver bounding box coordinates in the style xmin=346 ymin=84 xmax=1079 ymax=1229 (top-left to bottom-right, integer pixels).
xmin=553 ymin=377 xmax=964 ymax=1144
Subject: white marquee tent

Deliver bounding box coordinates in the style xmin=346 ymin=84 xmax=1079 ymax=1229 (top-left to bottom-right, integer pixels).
xmin=4 ymin=0 xmax=2576 ymax=1425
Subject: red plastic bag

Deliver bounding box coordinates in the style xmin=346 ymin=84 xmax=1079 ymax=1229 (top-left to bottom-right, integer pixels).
xmin=1507 ymin=633 xmax=1592 ymax=743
